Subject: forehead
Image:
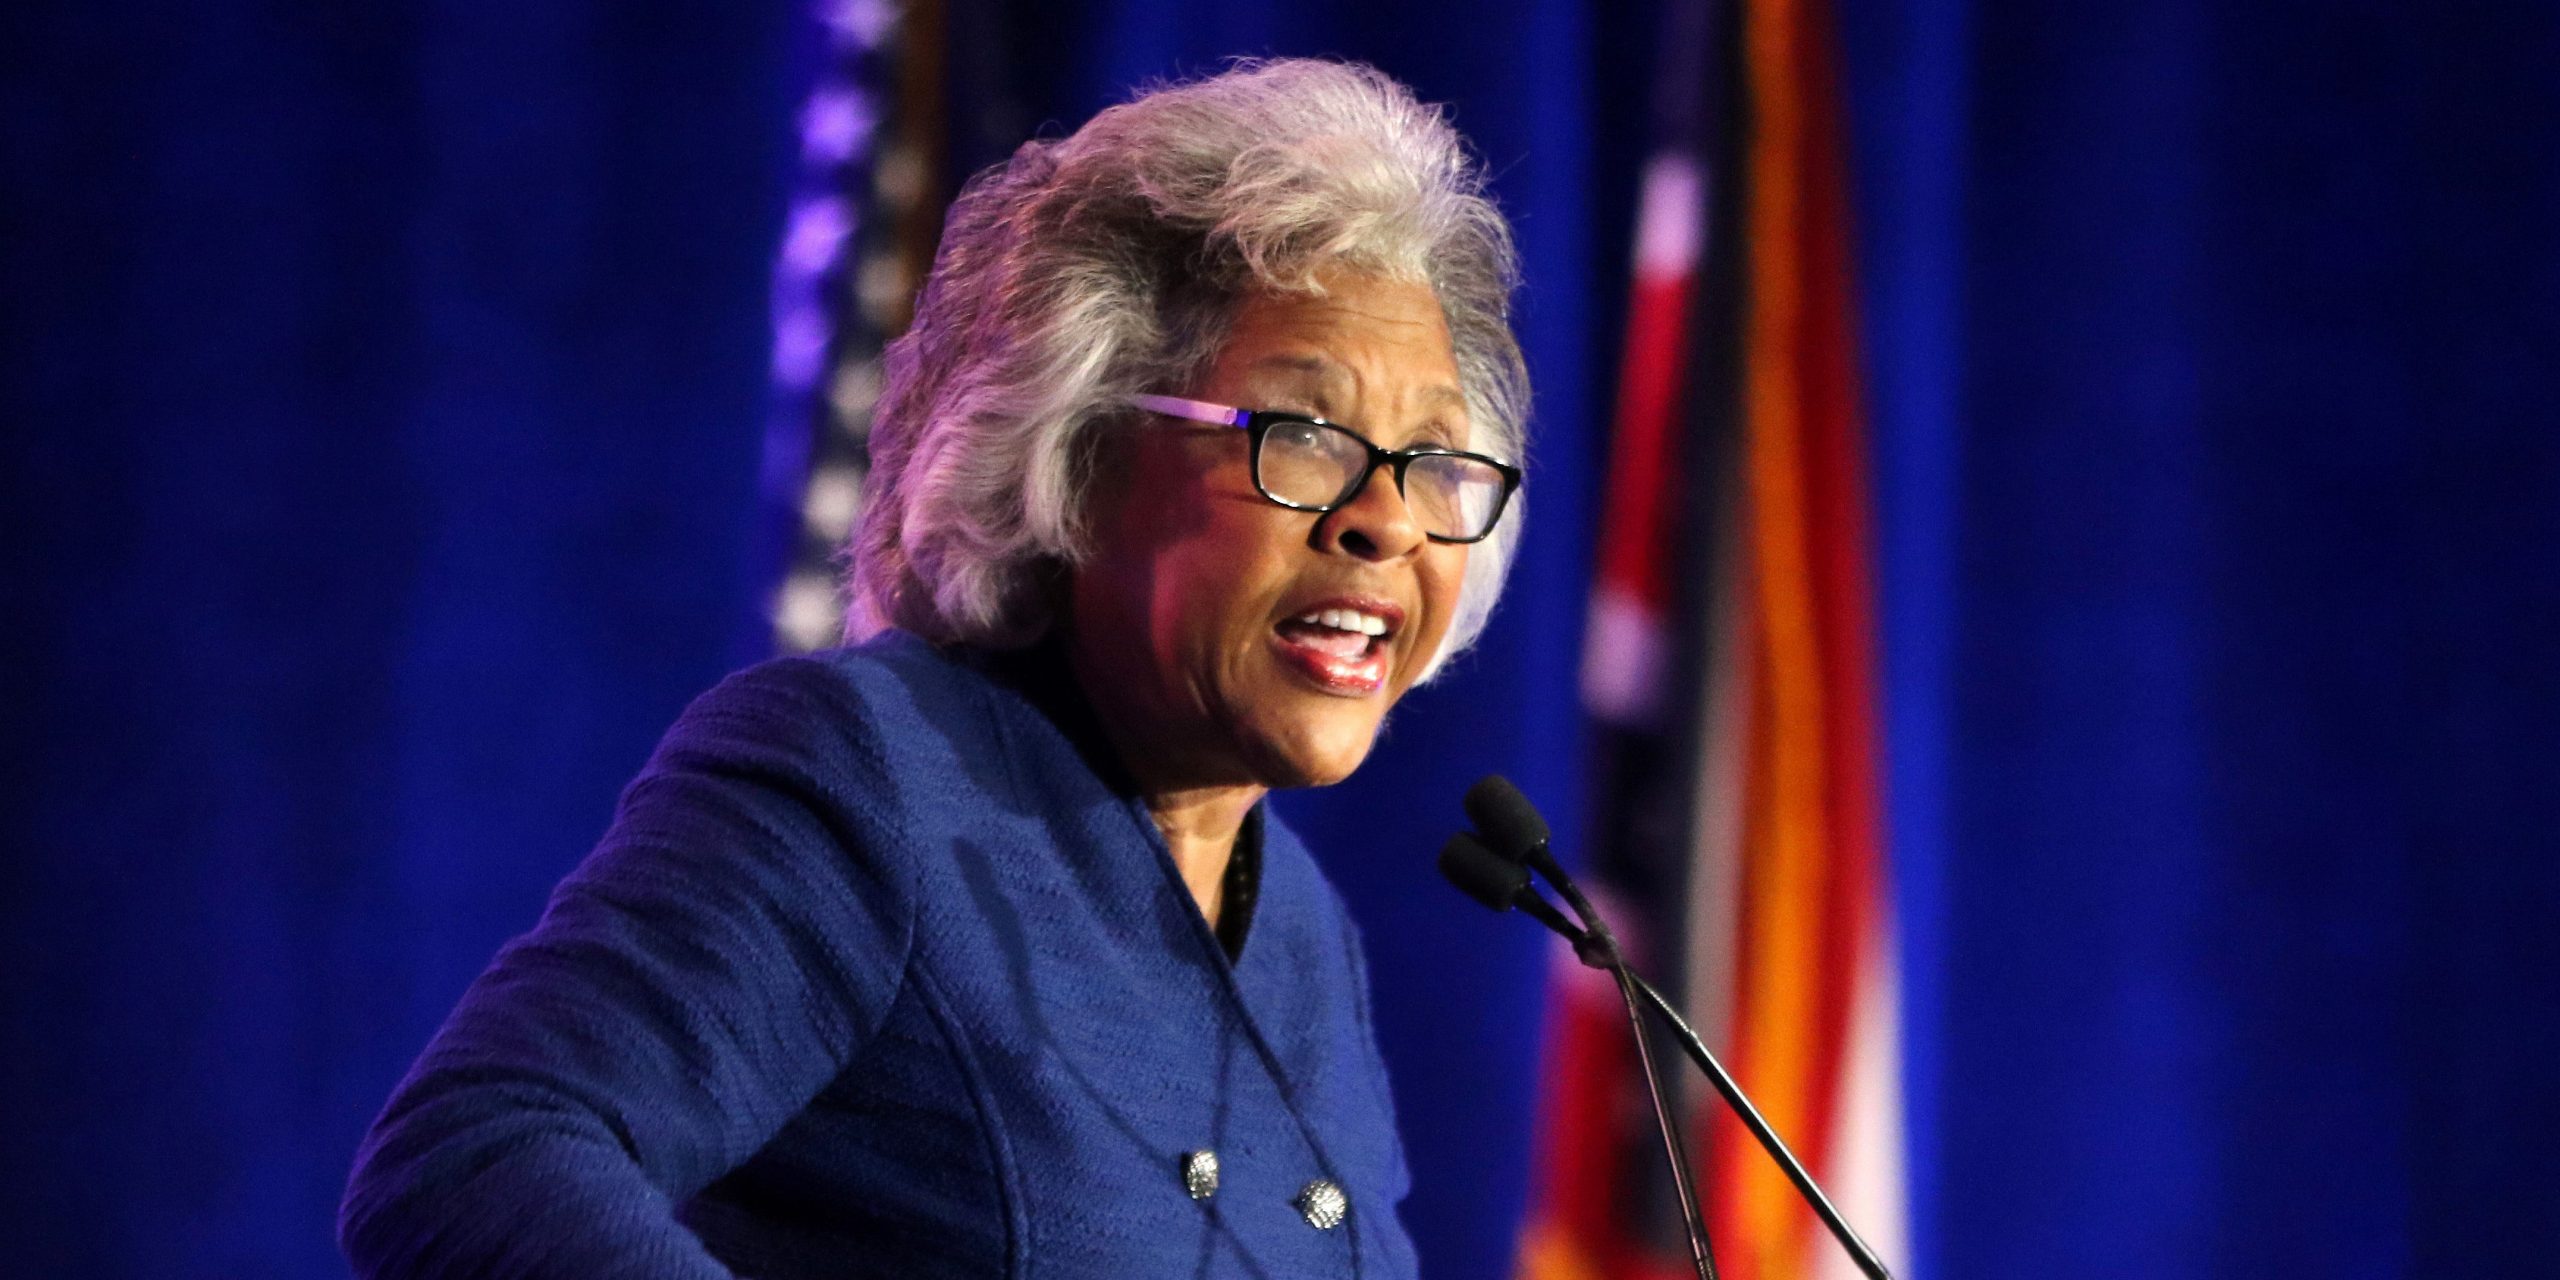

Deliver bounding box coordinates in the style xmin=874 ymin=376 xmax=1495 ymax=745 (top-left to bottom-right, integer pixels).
xmin=1211 ymin=275 xmax=1467 ymax=417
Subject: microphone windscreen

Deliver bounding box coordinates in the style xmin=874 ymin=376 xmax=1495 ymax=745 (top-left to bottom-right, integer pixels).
xmin=1438 ymin=832 xmax=1529 ymax=912
xmin=1463 ymin=775 xmax=1550 ymax=861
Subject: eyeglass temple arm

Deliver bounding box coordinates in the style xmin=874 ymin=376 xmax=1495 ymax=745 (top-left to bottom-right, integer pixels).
xmin=1130 ymin=394 xmax=1250 ymax=429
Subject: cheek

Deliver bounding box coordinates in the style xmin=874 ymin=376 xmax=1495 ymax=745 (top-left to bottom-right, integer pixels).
xmin=1083 ymin=470 xmax=1230 ymax=677
xmin=1415 ymin=546 xmax=1470 ymax=648
xmin=1159 ymin=509 xmax=1297 ymax=661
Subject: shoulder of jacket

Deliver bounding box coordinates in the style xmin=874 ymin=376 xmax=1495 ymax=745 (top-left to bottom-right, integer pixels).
xmin=673 ymin=632 xmax=993 ymax=739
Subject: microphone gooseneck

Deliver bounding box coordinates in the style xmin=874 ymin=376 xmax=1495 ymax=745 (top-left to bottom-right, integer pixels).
xmin=1623 ymin=971 xmax=1894 ymax=1280
xmin=1443 ymin=775 xmax=1896 ymax=1280
xmin=1607 ymin=955 xmax=1720 ymax=1280
xmin=1449 ymin=783 xmax=1717 ymax=1280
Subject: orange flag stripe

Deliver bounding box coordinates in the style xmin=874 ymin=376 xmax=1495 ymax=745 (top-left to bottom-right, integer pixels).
xmin=1711 ymin=0 xmax=1888 ymax=1274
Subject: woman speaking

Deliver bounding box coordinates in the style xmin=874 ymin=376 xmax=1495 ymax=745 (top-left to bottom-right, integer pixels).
xmin=342 ymin=58 xmax=1529 ymax=1279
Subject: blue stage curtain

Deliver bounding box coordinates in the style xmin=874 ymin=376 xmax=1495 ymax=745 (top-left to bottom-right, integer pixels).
xmin=2 ymin=4 xmax=1634 ymax=1275
xmin=1848 ymin=2 xmax=2560 ymax=1275
xmin=10 ymin=1 xmax=2558 ymax=1277
xmin=2 ymin=5 xmax=809 ymax=1273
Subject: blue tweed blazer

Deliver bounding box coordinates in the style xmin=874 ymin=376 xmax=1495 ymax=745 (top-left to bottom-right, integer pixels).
xmin=342 ymin=632 xmax=1417 ymax=1279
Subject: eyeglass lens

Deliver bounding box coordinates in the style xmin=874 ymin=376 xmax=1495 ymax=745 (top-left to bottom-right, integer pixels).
xmin=1257 ymin=419 xmax=1508 ymax=540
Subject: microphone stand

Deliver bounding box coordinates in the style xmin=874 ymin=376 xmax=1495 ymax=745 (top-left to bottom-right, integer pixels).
xmin=1623 ymin=970 xmax=1892 ymax=1280
xmin=1526 ymin=890 xmax=1890 ymax=1280
xmin=1444 ymin=837 xmax=1718 ymax=1280
xmin=1441 ymin=808 xmax=1895 ymax=1280
xmin=1609 ymin=952 xmax=1721 ymax=1280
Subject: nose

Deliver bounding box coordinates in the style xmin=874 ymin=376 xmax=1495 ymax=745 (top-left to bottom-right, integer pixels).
xmin=1315 ymin=459 xmax=1427 ymax=561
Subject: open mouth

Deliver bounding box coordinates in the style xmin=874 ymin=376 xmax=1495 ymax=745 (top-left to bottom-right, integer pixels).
xmin=1273 ymin=605 xmax=1399 ymax=694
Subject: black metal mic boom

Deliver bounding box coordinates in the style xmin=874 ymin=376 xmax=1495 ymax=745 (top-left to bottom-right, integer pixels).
xmin=1446 ymin=776 xmax=1896 ymax=1280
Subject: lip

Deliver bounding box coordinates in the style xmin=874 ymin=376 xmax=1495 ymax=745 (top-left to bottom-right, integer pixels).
xmin=1270 ymin=592 xmax=1407 ymax=697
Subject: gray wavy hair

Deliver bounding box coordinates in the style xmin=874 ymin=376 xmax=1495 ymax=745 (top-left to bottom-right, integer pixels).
xmin=845 ymin=58 xmax=1529 ymax=675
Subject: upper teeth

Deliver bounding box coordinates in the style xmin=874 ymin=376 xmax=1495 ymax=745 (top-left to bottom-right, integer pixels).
xmin=1299 ymin=608 xmax=1389 ymax=637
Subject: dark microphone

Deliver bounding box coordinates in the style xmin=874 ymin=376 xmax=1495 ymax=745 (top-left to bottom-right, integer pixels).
xmin=1446 ymin=789 xmax=1719 ymax=1280
xmin=1437 ymin=831 xmax=1530 ymax=912
xmin=1445 ymin=775 xmax=1896 ymax=1280
xmin=1464 ymin=776 xmax=1615 ymax=950
xmin=1438 ymin=834 xmax=1613 ymax=969
xmin=1461 ymin=775 xmax=1552 ymax=865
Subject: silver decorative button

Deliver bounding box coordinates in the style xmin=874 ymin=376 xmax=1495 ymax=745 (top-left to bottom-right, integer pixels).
xmin=1180 ymin=1150 xmax=1221 ymax=1201
xmin=1294 ymin=1178 xmax=1348 ymax=1230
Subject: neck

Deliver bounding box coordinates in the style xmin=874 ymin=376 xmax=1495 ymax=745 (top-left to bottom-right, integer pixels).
xmin=1143 ymin=783 xmax=1265 ymax=929
xmin=1059 ymin=636 xmax=1266 ymax=929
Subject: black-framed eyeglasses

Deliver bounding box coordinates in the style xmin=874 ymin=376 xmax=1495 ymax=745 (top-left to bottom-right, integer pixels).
xmin=1129 ymin=394 xmax=1522 ymax=544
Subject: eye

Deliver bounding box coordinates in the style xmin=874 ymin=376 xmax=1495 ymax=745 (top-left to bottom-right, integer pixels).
xmin=1266 ymin=420 xmax=1330 ymax=451
xmin=1407 ymin=421 xmax=1465 ymax=452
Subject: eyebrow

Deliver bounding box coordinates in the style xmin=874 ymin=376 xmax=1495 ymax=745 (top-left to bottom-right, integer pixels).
xmin=1247 ymin=353 xmax=1469 ymax=415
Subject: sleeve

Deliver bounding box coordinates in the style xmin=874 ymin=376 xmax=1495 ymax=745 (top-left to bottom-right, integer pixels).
xmin=339 ymin=657 xmax=920 ymax=1279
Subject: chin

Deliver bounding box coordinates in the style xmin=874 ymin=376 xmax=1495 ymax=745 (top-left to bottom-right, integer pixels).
xmin=1238 ymin=703 xmax=1389 ymax=789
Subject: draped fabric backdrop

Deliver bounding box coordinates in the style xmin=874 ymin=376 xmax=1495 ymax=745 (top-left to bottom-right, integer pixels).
xmin=4 ymin=2 xmax=2556 ymax=1278
xmin=1847 ymin=3 xmax=2560 ymax=1274
xmin=5 ymin=6 xmax=810 ymax=1275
